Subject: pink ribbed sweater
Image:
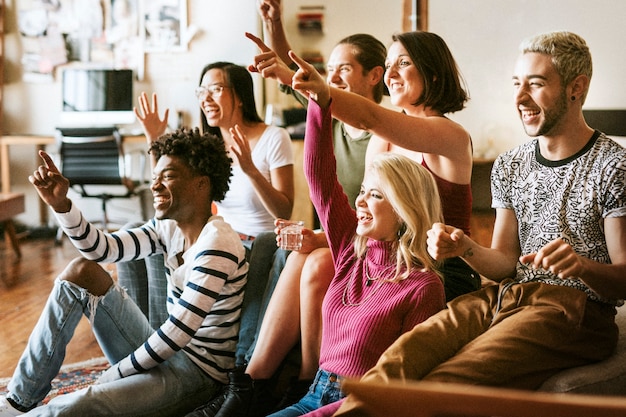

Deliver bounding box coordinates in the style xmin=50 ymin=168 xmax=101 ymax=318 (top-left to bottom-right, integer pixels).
xmin=304 ymin=100 xmax=446 ymax=379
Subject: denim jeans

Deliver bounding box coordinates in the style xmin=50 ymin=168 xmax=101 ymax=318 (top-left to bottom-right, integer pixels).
xmin=116 ymin=222 xmax=169 ymax=329
xmin=240 ymin=244 xmax=290 ymax=364
xmin=8 ymin=278 xmax=220 ymax=417
xmin=116 ymin=228 xmax=286 ymax=367
xmin=235 ymin=232 xmax=279 ymax=365
xmin=268 ymin=369 xmax=344 ymax=417
xmin=116 ymin=252 xmax=169 ymax=329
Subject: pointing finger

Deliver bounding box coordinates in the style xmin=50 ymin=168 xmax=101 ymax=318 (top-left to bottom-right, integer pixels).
xmin=39 ymin=150 xmax=61 ymax=174
xmin=245 ymin=32 xmax=271 ymax=52
xmin=288 ymin=50 xmax=309 ymax=69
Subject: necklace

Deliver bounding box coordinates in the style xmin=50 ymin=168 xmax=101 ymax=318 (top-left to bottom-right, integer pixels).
xmin=341 ymin=256 xmax=388 ymax=307
xmin=365 ymin=258 xmax=380 ymax=287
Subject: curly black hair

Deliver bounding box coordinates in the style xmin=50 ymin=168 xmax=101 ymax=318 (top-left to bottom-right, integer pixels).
xmin=149 ymin=127 xmax=233 ymax=202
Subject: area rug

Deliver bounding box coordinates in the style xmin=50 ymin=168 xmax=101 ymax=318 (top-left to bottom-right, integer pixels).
xmin=0 ymin=357 xmax=109 ymax=404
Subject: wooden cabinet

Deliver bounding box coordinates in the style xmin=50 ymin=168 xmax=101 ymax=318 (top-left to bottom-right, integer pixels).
xmin=290 ymin=140 xmax=314 ymax=229
xmin=471 ymin=158 xmax=494 ymax=212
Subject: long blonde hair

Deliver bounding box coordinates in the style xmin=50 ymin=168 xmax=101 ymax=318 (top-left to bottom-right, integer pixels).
xmin=354 ymin=153 xmax=443 ymax=281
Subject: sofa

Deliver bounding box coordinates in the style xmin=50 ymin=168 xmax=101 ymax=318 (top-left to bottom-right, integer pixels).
xmin=539 ymin=303 xmax=626 ymax=395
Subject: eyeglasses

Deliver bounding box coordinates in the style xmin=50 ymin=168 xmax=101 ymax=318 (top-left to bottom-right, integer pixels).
xmin=194 ymin=84 xmax=230 ymax=99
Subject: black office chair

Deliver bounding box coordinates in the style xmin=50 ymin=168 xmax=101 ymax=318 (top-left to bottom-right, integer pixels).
xmin=55 ymin=126 xmax=148 ymax=241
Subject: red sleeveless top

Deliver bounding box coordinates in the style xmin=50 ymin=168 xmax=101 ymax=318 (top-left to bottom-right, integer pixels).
xmin=422 ymin=159 xmax=472 ymax=236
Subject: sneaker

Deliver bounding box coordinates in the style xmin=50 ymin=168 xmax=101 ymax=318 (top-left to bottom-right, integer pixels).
xmin=0 ymin=397 xmax=25 ymax=417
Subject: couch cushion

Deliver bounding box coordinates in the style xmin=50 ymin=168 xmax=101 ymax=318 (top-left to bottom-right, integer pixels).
xmin=539 ymin=304 xmax=626 ymax=395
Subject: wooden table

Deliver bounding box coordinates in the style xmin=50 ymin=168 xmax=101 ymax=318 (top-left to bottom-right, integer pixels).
xmin=0 ymin=192 xmax=25 ymax=257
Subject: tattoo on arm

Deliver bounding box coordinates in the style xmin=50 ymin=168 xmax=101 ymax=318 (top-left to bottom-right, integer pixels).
xmin=462 ymin=247 xmax=474 ymax=258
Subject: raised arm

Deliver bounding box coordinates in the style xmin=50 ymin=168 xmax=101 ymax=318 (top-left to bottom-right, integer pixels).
xmin=289 ymin=51 xmax=471 ymax=182
xmin=134 ymin=92 xmax=170 ymax=168
xmin=327 ymin=86 xmax=470 ymax=161
xmin=257 ymin=0 xmax=292 ymax=66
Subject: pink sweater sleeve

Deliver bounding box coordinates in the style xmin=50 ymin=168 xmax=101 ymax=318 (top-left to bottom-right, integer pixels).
xmin=303 ymin=99 xmax=357 ymax=258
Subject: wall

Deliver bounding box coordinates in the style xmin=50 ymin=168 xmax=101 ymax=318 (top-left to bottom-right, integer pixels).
xmin=429 ymin=0 xmax=626 ymax=158
xmin=3 ymin=0 xmax=404 ymax=228
xmin=3 ymin=0 xmax=264 ymax=136
xmin=5 ymin=1 xmax=626 ymax=228
xmin=262 ymin=0 xmax=404 ymax=109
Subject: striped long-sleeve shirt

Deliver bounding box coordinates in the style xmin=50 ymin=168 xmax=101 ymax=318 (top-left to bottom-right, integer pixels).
xmin=55 ymin=203 xmax=248 ymax=383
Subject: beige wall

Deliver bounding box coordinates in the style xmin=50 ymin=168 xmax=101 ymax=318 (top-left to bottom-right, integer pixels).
xmin=430 ymin=0 xmax=626 ymax=157
xmin=4 ymin=0 xmax=626 ymax=228
xmin=3 ymin=0 xmax=404 ymax=227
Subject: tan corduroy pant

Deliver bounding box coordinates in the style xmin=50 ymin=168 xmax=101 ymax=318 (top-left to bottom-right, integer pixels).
xmin=335 ymin=280 xmax=618 ymax=416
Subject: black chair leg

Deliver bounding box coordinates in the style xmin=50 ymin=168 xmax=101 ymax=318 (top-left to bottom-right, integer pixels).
xmin=101 ymin=198 xmax=109 ymax=232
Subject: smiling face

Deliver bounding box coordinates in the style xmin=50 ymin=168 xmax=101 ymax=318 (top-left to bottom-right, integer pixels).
xmin=513 ymin=52 xmax=569 ymax=138
xmin=151 ymin=155 xmax=203 ymax=222
xmin=384 ymin=41 xmax=426 ymax=111
xmin=326 ymin=43 xmax=372 ymax=99
xmin=355 ymin=170 xmax=399 ymax=242
xmin=198 ymin=68 xmax=240 ymax=129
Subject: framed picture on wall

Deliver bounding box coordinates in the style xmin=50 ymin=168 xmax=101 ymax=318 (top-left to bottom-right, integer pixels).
xmin=141 ymin=0 xmax=188 ymax=52
xmin=104 ymin=0 xmax=144 ymax=77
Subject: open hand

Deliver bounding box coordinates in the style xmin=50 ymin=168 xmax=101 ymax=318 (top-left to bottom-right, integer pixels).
xmin=229 ymin=124 xmax=257 ymax=175
xmin=134 ymin=92 xmax=169 ymax=143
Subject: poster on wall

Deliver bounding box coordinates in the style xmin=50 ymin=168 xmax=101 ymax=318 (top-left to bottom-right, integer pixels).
xmin=141 ymin=0 xmax=188 ymax=52
xmin=16 ymin=0 xmax=193 ymax=83
xmin=18 ymin=0 xmax=71 ymax=82
xmin=104 ymin=0 xmax=144 ymax=78
xmin=16 ymin=0 xmax=145 ymax=82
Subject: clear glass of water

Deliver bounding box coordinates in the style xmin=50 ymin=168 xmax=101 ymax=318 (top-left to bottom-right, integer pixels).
xmin=278 ymin=220 xmax=304 ymax=251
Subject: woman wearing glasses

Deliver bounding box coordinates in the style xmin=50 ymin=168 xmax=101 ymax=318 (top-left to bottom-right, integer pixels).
xmin=135 ymin=61 xmax=294 ymax=237
xmin=192 ymin=61 xmax=294 ymax=238
xmin=117 ymin=63 xmax=294 ymax=361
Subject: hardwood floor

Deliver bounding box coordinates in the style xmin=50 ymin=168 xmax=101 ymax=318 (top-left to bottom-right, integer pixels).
xmin=0 ymin=237 xmax=107 ymax=378
xmin=0 ymin=210 xmax=496 ymax=380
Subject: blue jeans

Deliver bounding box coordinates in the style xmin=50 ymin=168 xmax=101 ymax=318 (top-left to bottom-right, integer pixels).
xmin=8 ymin=278 xmax=220 ymax=417
xmin=116 ymin=229 xmax=287 ymax=367
xmin=116 ymin=222 xmax=169 ymax=329
xmin=236 ymin=232 xmax=284 ymax=365
xmin=268 ymin=369 xmax=344 ymax=417
xmin=116 ymin=252 xmax=169 ymax=329
xmin=240 ymin=243 xmax=290 ymax=364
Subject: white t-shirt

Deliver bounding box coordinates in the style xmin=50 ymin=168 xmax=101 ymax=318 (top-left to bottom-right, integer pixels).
xmin=216 ymin=124 xmax=293 ymax=237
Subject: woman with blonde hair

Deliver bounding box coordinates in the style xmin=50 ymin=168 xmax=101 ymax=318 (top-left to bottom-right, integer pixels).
xmin=268 ymin=74 xmax=446 ymax=417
